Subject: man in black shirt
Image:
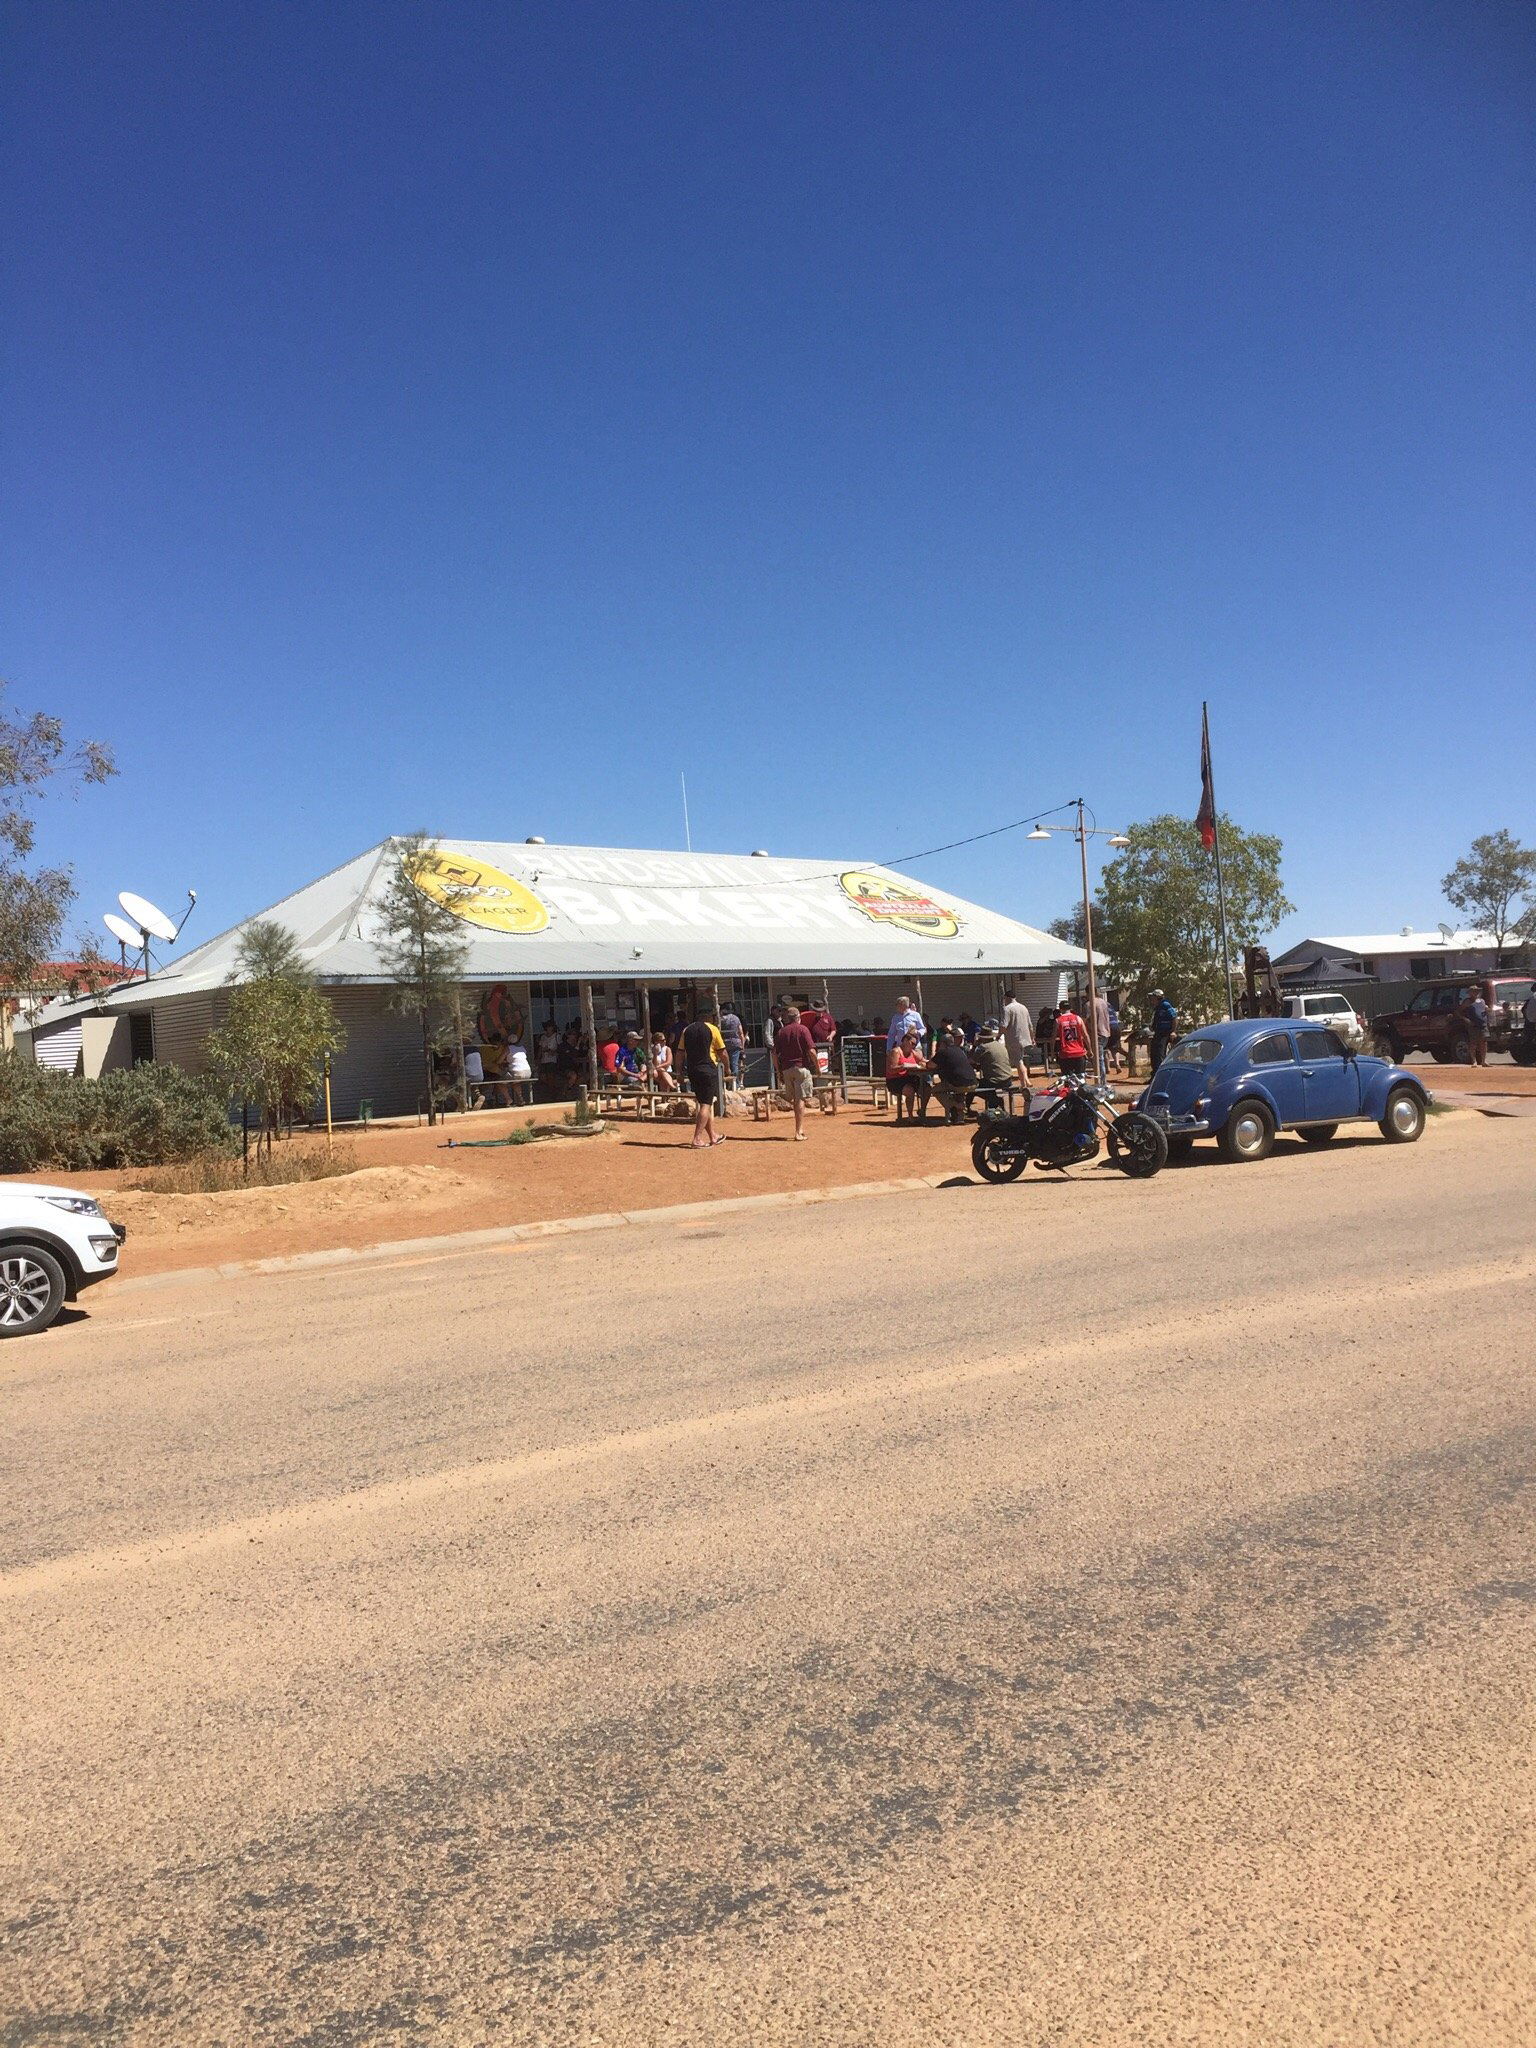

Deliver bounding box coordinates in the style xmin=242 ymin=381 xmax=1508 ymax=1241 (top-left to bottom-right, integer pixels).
xmin=932 ymin=1025 xmax=981 ymax=1125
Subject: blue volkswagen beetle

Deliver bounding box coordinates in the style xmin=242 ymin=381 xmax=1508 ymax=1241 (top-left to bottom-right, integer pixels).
xmin=1139 ymin=1017 xmax=1429 ymax=1163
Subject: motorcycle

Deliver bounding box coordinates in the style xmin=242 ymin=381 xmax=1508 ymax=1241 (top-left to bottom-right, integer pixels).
xmin=970 ymin=1075 xmax=1168 ymax=1182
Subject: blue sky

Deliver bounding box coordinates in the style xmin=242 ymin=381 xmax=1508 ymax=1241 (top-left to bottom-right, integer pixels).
xmin=3 ymin=0 xmax=1531 ymax=958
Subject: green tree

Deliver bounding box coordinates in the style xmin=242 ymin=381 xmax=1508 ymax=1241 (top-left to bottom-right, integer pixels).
xmin=0 ymin=684 xmax=116 ymax=1008
xmin=1090 ymin=813 xmax=1293 ymax=1023
xmin=376 ymin=836 xmax=470 ymax=1126
xmin=1441 ymin=830 xmax=1536 ymax=957
xmin=206 ymin=920 xmax=345 ymax=1156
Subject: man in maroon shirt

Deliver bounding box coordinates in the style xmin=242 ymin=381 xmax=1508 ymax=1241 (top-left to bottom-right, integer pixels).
xmin=773 ymin=1002 xmax=819 ymax=1141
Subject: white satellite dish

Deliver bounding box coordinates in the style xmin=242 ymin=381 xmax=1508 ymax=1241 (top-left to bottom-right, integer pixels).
xmin=1437 ymin=921 xmax=1455 ymax=942
xmin=103 ymin=912 xmax=141 ymax=949
xmin=119 ymin=891 xmax=178 ymax=943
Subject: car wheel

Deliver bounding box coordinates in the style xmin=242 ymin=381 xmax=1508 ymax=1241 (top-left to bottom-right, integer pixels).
xmin=971 ymin=1129 xmax=1027 ymax=1184
xmin=1299 ymin=1124 xmax=1339 ymax=1145
xmin=1446 ymin=1033 xmax=1471 ymax=1065
xmin=1379 ymin=1086 xmax=1425 ymax=1145
xmin=0 ymin=1244 xmax=67 ymax=1338
xmin=1217 ymin=1100 xmax=1275 ymax=1163
xmin=1374 ymin=1032 xmax=1404 ymax=1062
xmin=1106 ymin=1111 xmax=1169 ymax=1178
xmin=1428 ymin=1045 xmax=1454 ymax=1064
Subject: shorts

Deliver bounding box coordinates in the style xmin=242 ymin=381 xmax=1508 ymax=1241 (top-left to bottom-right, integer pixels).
xmin=780 ymin=1065 xmax=813 ymax=1103
xmin=687 ymin=1066 xmax=718 ymax=1101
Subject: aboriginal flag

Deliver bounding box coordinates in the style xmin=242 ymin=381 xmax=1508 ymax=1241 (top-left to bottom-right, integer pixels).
xmin=1196 ymin=704 xmax=1217 ymax=851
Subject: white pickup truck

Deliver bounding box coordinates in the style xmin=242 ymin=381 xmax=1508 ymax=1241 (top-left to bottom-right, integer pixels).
xmin=1278 ymin=991 xmax=1367 ymax=1048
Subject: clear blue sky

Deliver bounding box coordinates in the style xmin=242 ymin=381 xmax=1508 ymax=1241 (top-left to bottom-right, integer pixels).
xmin=4 ymin=0 xmax=1531 ymax=957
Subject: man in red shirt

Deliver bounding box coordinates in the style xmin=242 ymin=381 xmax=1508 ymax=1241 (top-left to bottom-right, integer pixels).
xmin=1054 ymin=1001 xmax=1091 ymax=1078
xmin=773 ymin=1003 xmax=820 ymax=1141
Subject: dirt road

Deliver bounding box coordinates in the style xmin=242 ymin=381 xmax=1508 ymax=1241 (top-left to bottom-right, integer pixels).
xmin=4 ymin=1114 xmax=1534 ymax=2044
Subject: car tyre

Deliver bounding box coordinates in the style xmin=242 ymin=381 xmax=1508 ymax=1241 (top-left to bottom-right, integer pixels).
xmin=1429 ymin=1045 xmax=1454 ymax=1064
xmin=0 ymin=1243 xmax=68 ymax=1338
xmin=1299 ymin=1124 xmax=1339 ymax=1145
xmin=1447 ymin=1033 xmax=1471 ymax=1065
xmin=1375 ymin=1031 xmax=1405 ymax=1062
xmin=1379 ymin=1086 xmax=1425 ymax=1145
xmin=1217 ymin=1100 xmax=1275 ymax=1163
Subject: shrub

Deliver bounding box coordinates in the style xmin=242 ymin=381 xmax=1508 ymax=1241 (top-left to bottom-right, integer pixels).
xmin=128 ymin=1143 xmax=357 ymax=1194
xmin=0 ymin=1053 xmax=235 ymax=1172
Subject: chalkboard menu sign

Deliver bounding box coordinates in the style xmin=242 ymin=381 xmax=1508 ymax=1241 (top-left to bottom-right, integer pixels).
xmin=839 ymin=1034 xmax=883 ymax=1081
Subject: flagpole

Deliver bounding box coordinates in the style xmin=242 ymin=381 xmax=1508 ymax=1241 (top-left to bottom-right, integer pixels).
xmin=1203 ymin=701 xmax=1235 ymax=1020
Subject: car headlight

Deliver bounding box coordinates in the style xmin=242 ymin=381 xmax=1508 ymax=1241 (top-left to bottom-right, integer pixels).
xmin=42 ymin=1195 xmax=103 ymax=1217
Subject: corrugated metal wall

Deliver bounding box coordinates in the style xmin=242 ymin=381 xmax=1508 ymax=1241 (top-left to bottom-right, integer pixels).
xmin=33 ymin=1021 xmax=83 ymax=1072
xmin=147 ymin=994 xmax=222 ymax=1075
xmin=325 ymin=988 xmax=423 ymax=1118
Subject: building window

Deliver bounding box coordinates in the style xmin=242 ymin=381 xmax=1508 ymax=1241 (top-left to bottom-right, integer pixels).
xmin=128 ymin=1012 xmax=155 ymax=1065
xmin=1409 ymin=958 xmax=1435 ymax=979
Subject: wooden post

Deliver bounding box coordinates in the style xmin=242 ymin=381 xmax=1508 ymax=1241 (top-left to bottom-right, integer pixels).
xmin=453 ymin=991 xmax=468 ymax=1115
xmin=323 ymin=1054 xmax=333 ymax=1154
xmin=580 ymin=980 xmax=599 ymax=1098
xmin=639 ymin=982 xmax=653 ymax=1089
xmin=711 ymin=980 xmax=724 ymax=1109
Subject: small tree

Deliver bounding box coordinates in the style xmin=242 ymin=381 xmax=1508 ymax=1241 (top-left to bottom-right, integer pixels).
xmin=1092 ymin=813 xmax=1293 ymax=1023
xmin=206 ymin=919 xmax=344 ymax=1157
xmin=376 ymin=836 xmax=470 ymax=1126
xmin=0 ymin=684 xmax=116 ymax=1014
xmin=1441 ymin=831 xmax=1536 ymax=959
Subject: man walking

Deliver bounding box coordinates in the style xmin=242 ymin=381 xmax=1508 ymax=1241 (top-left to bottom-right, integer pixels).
xmin=681 ymin=1004 xmax=727 ymax=1149
xmin=1093 ymin=987 xmax=1112 ymax=1079
xmin=1461 ymin=988 xmax=1490 ymax=1067
xmin=1149 ymin=989 xmax=1177 ymax=1072
xmin=719 ymin=1002 xmax=746 ymax=1082
xmin=1054 ymin=998 xmax=1091 ymax=1078
xmin=774 ymin=1002 xmax=820 ymax=1142
xmin=1001 ymin=987 xmax=1033 ymax=1088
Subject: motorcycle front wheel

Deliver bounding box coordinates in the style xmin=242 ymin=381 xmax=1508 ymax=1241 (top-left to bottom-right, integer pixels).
xmin=971 ymin=1128 xmax=1028 ymax=1183
xmin=1106 ymin=1111 xmax=1169 ymax=1179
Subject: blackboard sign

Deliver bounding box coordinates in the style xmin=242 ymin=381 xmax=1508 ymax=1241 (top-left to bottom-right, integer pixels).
xmin=839 ymin=1034 xmax=883 ymax=1081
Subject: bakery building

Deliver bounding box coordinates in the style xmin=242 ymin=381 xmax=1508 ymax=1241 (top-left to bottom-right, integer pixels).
xmin=26 ymin=838 xmax=1091 ymax=1116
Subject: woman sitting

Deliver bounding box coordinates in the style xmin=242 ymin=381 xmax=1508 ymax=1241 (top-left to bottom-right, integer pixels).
xmin=651 ymin=1033 xmax=677 ymax=1091
xmin=886 ymin=1028 xmax=932 ymax=1124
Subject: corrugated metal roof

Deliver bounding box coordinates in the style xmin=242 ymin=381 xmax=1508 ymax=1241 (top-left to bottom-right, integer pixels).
xmin=84 ymin=838 xmax=1089 ymax=1011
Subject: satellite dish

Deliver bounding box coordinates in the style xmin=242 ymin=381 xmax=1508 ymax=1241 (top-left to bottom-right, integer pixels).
xmin=119 ymin=891 xmax=178 ymax=943
xmin=1437 ymin=921 xmax=1455 ymax=942
xmin=103 ymin=912 xmax=141 ymax=948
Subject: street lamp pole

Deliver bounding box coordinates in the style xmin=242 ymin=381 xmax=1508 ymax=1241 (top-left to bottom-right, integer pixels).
xmin=1077 ymin=798 xmax=1102 ymax=1079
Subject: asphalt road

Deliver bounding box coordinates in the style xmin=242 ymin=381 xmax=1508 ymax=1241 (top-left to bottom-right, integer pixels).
xmin=4 ymin=1111 xmax=1534 ymax=2046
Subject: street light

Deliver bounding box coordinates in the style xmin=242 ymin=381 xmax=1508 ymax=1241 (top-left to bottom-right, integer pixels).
xmin=1030 ymin=799 xmax=1130 ymax=1078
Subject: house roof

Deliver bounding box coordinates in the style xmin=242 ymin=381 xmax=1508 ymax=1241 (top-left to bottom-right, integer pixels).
xmin=1275 ymin=929 xmax=1503 ymax=962
xmin=79 ymin=838 xmax=1090 ymax=1011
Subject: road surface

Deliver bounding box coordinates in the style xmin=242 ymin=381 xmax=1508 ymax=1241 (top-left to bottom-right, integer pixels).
xmin=4 ymin=1110 xmax=1534 ymax=2045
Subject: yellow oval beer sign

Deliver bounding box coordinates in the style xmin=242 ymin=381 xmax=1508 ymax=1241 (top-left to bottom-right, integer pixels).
xmin=838 ymin=869 xmax=960 ymax=939
xmin=408 ymin=848 xmax=550 ymax=934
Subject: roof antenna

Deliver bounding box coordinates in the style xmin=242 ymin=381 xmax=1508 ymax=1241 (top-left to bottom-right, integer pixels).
xmin=680 ymin=770 xmax=692 ymax=853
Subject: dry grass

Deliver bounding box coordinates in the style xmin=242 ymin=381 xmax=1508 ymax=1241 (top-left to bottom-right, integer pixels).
xmin=127 ymin=1143 xmax=361 ymax=1195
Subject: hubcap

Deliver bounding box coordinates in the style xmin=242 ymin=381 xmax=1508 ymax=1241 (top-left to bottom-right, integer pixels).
xmin=1234 ymin=1112 xmax=1265 ymax=1155
xmin=1391 ymin=1094 xmax=1419 ymax=1134
xmin=0 ymin=1257 xmax=52 ymax=1325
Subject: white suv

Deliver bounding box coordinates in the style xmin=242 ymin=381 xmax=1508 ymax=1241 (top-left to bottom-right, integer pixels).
xmin=1280 ymin=992 xmax=1367 ymax=1048
xmin=0 ymin=1183 xmax=125 ymax=1337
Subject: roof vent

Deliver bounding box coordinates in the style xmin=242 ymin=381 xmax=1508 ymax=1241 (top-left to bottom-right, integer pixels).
xmin=1400 ymin=925 xmax=1413 ymax=937
xmin=750 ymin=849 xmax=769 ymax=857
xmin=526 ymin=835 xmax=546 ymax=845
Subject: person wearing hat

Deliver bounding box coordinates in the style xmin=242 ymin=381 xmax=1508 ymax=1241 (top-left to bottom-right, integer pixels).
xmin=1149 ymin=989 xmax=1178 ymax=1072
xmin=970 ymin=1019 xmax=1014 ymax=1110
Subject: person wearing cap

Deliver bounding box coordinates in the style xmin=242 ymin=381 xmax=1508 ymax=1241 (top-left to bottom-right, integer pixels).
xmin=970 ymin=1020 xmax=1014 ymax=1107
xmin=931 ymin=1025 xmax=981 ymax=1124
xmin=1149 ymin=989 xmax=1178 ymax=1072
